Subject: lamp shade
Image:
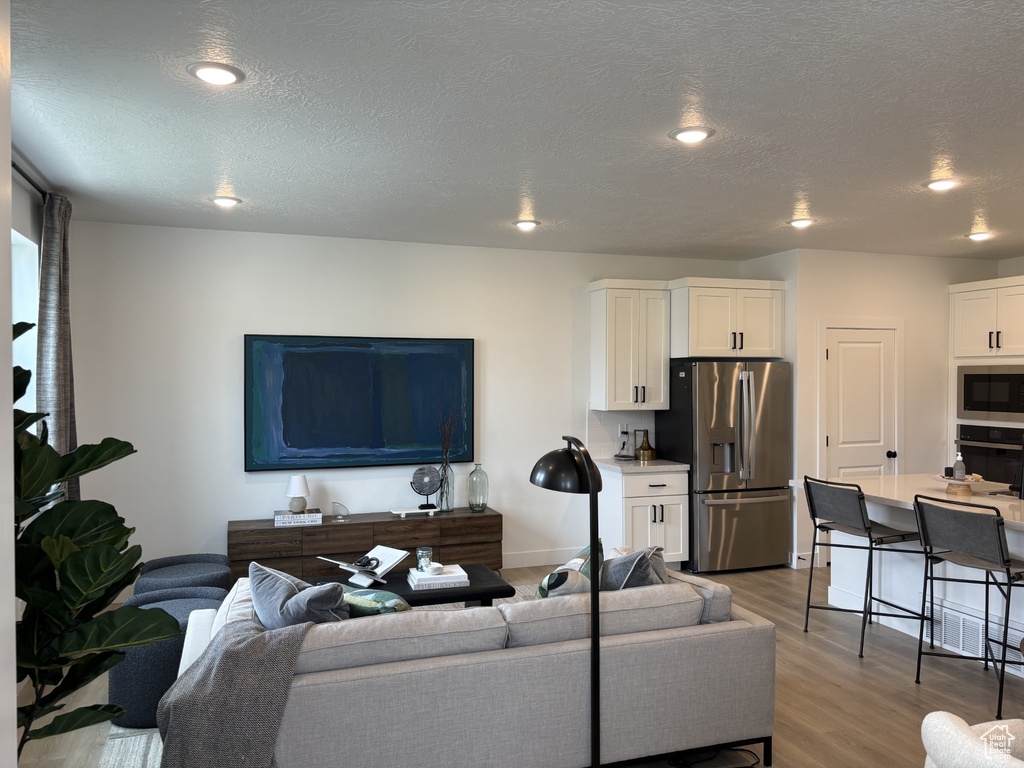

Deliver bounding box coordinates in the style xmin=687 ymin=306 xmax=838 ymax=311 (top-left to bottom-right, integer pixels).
xmin=529 ymin=436 xmax=602 ymax=495
xmin=285 ymin=474 xmax=310 ymax=498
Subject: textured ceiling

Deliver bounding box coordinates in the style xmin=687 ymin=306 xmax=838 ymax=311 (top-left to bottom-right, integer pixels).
xmin=11 ymin=0 xmax=1024 ymax=261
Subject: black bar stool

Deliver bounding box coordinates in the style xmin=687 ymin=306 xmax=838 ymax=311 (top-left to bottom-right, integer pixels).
xmin=803 ymin=476 xmax=923 ymax=657
xmin=914 ymin=494 xmax=1024 ymax=720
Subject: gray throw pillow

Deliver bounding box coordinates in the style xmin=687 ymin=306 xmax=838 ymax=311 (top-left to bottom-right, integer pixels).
xmin=601 ymin=546 xmax=666 ymax=590
xmin=248 ymin=562 xmax=349 ymax=629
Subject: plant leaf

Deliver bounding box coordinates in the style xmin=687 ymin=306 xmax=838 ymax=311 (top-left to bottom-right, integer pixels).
xmin=14 ymin=408 xmax=46 ymax=435
xmin=58 ymin=545 xmax=144 ymax=615
xmin=16 ymin=439 xmax=62 ymax=504
xmin=22 ymin=500 xmax=134 ymax=551
xmin=14 ymin=365 xmax=31 ymax=404
xmin=14 ymin=321 xmax=35 ymax=340
xmin=55 ymin=438 xmax=136 ymax=484
xmin=41 ymin=535 xmax=80 ymax=570
xmin=37 ymin=652 xmax=125 ymax=709
xmin=28 ymin=704 xmax=126 ymax=740
xmin=51 ymin=605 xmax=180 ymax=656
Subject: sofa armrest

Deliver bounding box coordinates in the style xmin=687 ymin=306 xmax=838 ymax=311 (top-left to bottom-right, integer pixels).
xmin=178 ymin=608 xmax=218 ymax=676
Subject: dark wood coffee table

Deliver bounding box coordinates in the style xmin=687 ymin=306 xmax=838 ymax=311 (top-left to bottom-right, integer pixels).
xmin=317 ymin=563 xmax=517 ymax=607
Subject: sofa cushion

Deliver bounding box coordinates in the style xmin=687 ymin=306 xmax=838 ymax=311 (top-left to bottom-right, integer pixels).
xmin=601 ymin=547 xmax=669 ymax=590
xmin=499 ymin=581 xmax=704 ymax=648
xmin=607 ymin=546 xmax=668 ymax=584
xmin=249 ymin=563 xmax=349 ymax=629
xmin=342 ymin=585 xmax=412 ymax=617
xmin=666 ymin=571 xmax=733 ymax=624
xmin=538 ymin=541 xmax=604 ymax=598
xmin=295 ymin=607 xmax=508 ymax=674
xmin=211 ymin=578 xmax=255 ymax=636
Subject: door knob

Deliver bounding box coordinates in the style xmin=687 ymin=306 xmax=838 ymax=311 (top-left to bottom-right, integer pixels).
xmin=886 ymin=450 xmax=897 ymax=459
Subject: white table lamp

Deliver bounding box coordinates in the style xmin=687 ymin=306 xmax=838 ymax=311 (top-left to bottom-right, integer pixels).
xmin=285 ymin=474 xmax=311 ymax=512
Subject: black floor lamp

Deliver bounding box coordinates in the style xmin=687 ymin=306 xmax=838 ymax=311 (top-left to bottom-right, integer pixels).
xmin=530 ymin=435 xmax=603 ymax=768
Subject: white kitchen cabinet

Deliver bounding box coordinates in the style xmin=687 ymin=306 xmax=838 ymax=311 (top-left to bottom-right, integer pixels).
xmin=951 ymin=279 xmax=1024 ymax=357
xmin=589 ymin=280 xmax=669 ymax=410
xmin=669 ymin=278 xmax=785 ymax=358
xmin=596 ymin=462 xmax=689 ymax=563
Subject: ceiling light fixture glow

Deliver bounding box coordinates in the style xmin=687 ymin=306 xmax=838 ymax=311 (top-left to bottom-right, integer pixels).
xmin=212 ymin=196 xmax=242 ymax=208
xmin=515 ymin=219 xmax=540 ymax=232
xmin=925 ymin=178 xmax=959 ymax=192
xmin=967 ymin=231 xmax=992 ymax=241
xmin=669 ymin=127 xmax=715 ymax=144
xmin=788 ymin=218 xmax=815 ymax=228
xmin=187 ymin=62 xmax=246 ymax=86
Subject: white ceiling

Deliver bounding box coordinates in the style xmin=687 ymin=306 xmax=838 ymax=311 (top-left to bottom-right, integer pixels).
xmin=11 ymin=0 xmax=1024 ymax=261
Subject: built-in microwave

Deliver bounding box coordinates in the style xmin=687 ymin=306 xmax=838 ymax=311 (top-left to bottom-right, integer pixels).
xmin=957 ymin=365 xmax=1024 ymax=422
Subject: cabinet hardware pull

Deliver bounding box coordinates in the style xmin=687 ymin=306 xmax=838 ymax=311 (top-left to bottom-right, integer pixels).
xmin=990 ymin=331 xmax=995 ymax=349
xmin=660 ymin=504 xmax=665 ymax=523
xmin=648 ymin=483 xmax=667 ymax=487
xmin=739 ymin=332 xmax=744 ymax=350
xmin=633 ymin=386 xmax=638 ymax=403
xmin=731 ymin=332 xmax=737 ymax=350
xmin=997 ymin=330 xmax=1002 ymax=348
xmin=651 ymin=505 xmax=657 ymax=523
xmin=641 ymin=385 xmax=646 ymax=403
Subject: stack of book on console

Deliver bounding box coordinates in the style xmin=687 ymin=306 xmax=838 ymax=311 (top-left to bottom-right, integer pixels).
xmin=274 ymin=508 xmax=322 ymax=527
xmin=407 ymin=565 xmax=470 ymax=590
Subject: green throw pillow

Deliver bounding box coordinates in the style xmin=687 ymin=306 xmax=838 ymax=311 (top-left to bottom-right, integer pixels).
xmin=342 ymin=585 xmax=413 ymax=617
xmin=248 ymin=562 xmax=349 ymax=629
xmin=538 ymin=541 xmax=604 ymax=598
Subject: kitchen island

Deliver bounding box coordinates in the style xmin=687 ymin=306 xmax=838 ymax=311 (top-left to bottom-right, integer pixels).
xmin=791 ymin=474 xmax=1024 ymax=652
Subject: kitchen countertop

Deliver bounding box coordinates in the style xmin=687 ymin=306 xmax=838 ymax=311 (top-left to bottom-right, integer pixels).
xmin=791 ymin=473 xmax=1024 ymax=529
xmin=595 ymin=458 xmax=689 ymax=474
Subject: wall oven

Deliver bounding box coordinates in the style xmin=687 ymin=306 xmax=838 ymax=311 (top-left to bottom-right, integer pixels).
xmin=955 ymin=423 xmax=1023 ymax=486
xmin=957 ymin=365 xmax=1024 ymax=422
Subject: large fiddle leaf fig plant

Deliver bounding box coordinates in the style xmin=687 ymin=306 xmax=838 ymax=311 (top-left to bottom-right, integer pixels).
xmin=14 ymin=322 xmax=180 ymax=759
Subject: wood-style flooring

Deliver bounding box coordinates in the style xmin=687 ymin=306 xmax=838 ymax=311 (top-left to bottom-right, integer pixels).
xmin=18 ymin=564 xmax=1021 ymax=767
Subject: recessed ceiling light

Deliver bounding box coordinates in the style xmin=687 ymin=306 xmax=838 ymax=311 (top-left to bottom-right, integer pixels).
xmin=669 ymin=127 xmax=715 ymax=145
xmin=212 ymin=196 xmax=242 ymax=208
xmin=925 ymin=178 xmax=959 ymax=192
xmin=515 ymin=219 xmax=540 ymax=232
xmin=187 ymin=62 xmax=246 ymax=86
xmin=967 ymin=231 xmax=992 ymax=241
xmin=788 ymin=218 xmax=815 ymax=228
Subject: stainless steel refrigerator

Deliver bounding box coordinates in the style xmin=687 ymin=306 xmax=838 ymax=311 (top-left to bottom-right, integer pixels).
xmin=655 ymin=360 xmax=792 ymax=572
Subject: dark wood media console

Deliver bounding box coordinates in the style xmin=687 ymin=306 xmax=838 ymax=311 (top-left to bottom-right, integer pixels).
xmin=227 ymin=507 xmax=503 ymax=580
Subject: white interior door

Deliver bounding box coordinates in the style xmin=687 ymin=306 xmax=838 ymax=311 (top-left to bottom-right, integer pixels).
xmin=825 ymin=327 xmax=898 ymax=478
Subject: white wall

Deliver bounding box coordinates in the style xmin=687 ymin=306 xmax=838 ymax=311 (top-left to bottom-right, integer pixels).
xmin=12 ymin=177 xmax=41 ymax=243
xmin=999 ymin=256 xmax=1024 ymax=278
xmin=69 ymin=222 xmax=733 ymax=568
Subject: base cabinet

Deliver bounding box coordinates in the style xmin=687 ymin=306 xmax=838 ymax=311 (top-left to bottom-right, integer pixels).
xmin=597 ymin=465 xmax=689 ymax=563
xmin=227 ymin=508 xmax=503 ymax=580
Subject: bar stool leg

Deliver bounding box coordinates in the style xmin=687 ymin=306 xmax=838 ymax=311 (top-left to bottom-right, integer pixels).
xmin=929 ymin=559 xmax=936 ymax=650
xmin=995 ymin=576 xmax=1012 ymax=720
xmin=858 ymin=539 xmax=873 ymax=658
xmin=984 ymin=571 xmax=992 ymax=671
xmin=915 ymin=553 xmax=930 ymax=684
xmin=804 ymin=528 xmax=818 ymax=633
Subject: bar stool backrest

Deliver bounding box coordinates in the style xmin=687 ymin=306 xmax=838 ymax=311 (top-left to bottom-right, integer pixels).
xmin=804 ymin=476 xmax=870 ymax=532
xmin=913 ymin=495 xmax=1009 ymax=567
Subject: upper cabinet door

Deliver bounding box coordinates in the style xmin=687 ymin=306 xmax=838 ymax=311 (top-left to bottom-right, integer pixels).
xmin=688 ymin=286 xmax=738 ymax=357
xmin=952 ymin=289 xmax=998 ymax=357
xmin=638 ymin=290 xmax=669 ymax=409
xmin=997 ymin=285 xmax=1024 ymax=356
xmin=605 ymin=288 xmax=642 ymax=410
xmin=735 ymin=289 xmax=784 ymax=358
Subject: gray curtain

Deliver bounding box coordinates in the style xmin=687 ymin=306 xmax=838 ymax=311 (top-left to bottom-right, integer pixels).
xmin=36 ymin=193 xmax=80 ymax=500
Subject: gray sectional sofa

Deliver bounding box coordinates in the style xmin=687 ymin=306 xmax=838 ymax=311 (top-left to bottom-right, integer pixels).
xmin=177 ymin=569 xmax=775 ymax=767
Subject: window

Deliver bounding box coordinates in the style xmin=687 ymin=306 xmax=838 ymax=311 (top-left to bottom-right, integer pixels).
xmin=12 ymin=229 xmax=39 ymax=415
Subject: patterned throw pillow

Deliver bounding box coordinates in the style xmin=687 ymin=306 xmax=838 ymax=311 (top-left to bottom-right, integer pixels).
xmin=538 ymin=541 xmax=604 ymax=598
xmin=342 ymin=585 xmax=413 ymax=617
xmin=248 ymin=562 xmax=349 ymax=629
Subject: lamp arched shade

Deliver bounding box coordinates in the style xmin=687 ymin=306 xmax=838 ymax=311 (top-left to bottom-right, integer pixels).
xmin=529 ymin=436 xmax=602 ymax=495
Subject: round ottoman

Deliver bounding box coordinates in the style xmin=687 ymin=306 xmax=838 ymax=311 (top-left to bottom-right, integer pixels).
xmin=108 ymin=586 xmax=227 ymax=728
xmin=134 ymin=553 xmax=232 ymax=595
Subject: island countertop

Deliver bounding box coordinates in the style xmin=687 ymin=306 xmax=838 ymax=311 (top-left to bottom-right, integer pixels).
xmin=595 ymin=458 xmax=689 ymax=475
xmin=791 ymin=473 xmax=1024 ymax=529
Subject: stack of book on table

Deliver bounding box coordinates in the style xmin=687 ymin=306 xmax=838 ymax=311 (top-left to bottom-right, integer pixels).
xmin=274 ymin=508 xmax=322 ymax=527
xmin=407 ymin=564 xmax=470 ymax=590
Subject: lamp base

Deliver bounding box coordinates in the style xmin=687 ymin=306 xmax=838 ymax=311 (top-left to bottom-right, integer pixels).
xmin=288 ymin=496 xmax=307 ymax=513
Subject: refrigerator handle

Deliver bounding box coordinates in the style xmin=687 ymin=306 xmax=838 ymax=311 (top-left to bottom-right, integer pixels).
xmin=738 ymin=371 xmax=747 ymax=480
xmin=746 ymin=370 xmax=756 ymax=481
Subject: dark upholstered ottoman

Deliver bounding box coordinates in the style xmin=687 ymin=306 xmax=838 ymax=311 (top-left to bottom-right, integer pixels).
xmin=134 ymin=553 xmax=232 ymax=595
xmin=108 ymin=586 xmax=227 ymax=728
